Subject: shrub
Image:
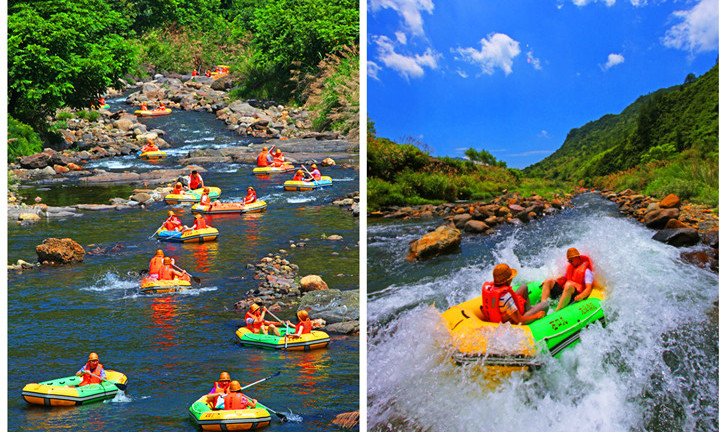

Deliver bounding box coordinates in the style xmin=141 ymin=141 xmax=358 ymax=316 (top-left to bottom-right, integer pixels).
xmin=87 ymin=111 xmax=101 ymax=122
xmin=56 ymin=111 xmax=73 ymax=121
xmin=8 ymin=115 xmax=43 ymax=162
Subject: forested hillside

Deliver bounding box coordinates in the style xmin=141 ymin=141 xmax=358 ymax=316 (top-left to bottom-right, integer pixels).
xmin=524 ymin=62 xmax=718 ymax=183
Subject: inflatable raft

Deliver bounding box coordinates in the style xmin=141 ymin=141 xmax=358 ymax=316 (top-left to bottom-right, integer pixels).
xmin=236 ymin=327 xmax=331 ymax=351
xmin=283 ymin=176 xmax=333 ymax=191
xmin=157 ymin=227 xmax=219 ymax=243
xmin=135 ymin=108 xmax=172 ymax=117
xmin=191 ymin=200 xmax=267 ymax=214
xmin=138 ymin=150 xmax=167 ymax=160
xmin=252 ymin=165 xmax=296 ymax=176
xmin=22 ymin=371 xmax=128 ymax=407
xmin=189 ymin=394 xmax=271 ymax=431
xmin=164 ymin=187 xmax=222 ymax=204
xmin=140 ymin=276 xmax=191 ymax=294
xmin=441 ymin=281 xmax=605 ymax=369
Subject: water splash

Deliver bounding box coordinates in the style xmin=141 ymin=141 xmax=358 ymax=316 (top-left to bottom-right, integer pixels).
xmin=106 ymin=390 xmax=133 ymax=403
xmin=287 ymin=196 xmax=316 ymax=204
xmin=83 ymin=272 xmax=138 ymax=292
xmin=367 ymin=194 xmax=718 ymax=432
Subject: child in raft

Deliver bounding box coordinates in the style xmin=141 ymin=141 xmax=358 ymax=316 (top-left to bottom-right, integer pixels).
xmin=199 ymin=188 xmax=221 ymax=210
xmin=285 ymin=310 xmax=313 ymax=339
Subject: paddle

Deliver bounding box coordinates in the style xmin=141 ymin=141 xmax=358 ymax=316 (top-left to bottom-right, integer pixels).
xmin=240 ymin=371 xmax=280 ymax=391
xmin=81 ymin=371 xmax=127 ymax=391
xmin=256 ymin=402 xmax=289 ymax=423
xmin=149 ymin=221 xmax=166 ymax=239
xmin=172 ymin=263 xmax=201 ymax=284
xmin=300 ymin=165 xmax=315 ymax=182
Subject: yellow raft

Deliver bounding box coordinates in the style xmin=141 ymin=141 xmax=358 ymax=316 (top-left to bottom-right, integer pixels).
xmin=164 ymin=187 xmax=222 ymax=204
xmin=236 ymin=327 xmax=331 ymax=351
xmin=157 ymin=227 xmax=219 ymax=243
xmin=22 ymin=371 xmax=128 ymax=407
xmin=252 ymin=165 xmax=296 ymax=176
xmin=191 ymin=200 xmax=268 ymax=214
xmin=135 ymin=108 xmax=172 ymax=117
xmin=139 ymin=277 xmax=192 ymax=294
xmin=189 ymin=394 xmax=271 ymax=431
xmin=138 ymin=150 xmax=167 ymax=160
xmin=283 ymin=176 xmax=332 ymax=192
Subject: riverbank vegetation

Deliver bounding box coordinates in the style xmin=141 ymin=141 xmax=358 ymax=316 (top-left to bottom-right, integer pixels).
xmin=367 ymin=121 xmax=570 ymax=211
xmin=9 ymin=0 xmax=359 ymax=156
xmin=524 ymin=62 xmax=718 ymax=207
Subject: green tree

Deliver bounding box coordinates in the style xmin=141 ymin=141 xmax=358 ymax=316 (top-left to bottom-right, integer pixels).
xmin=9 ymin=0 xmax=137 ymax=133
xmin=465 ymin=147 xmax=506 ymax=167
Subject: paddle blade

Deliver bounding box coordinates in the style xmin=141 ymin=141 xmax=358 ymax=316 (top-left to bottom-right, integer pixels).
xmin=114 ymin=382 xmax=127 ymax=391
xmin=192 ymin=276 xmax=201 ymax=284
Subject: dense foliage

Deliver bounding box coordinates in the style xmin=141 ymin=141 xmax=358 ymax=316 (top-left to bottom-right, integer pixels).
xmin=8 ymin=0 xmax=137 ymax=132
xmin=8 ymin=116 xmax=44 ymax=163
xmin=367 ymin=121 xmax=568 ymax=211
xmin=524 ymin=63 xmax=718 ymax=183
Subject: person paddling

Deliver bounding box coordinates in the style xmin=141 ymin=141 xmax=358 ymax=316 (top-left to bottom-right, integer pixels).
xmin=184 ymin=214 xmax=211 ymax=232
xmin=205 ymin=371 xmax=233 ymax=409
xmin=148 ymin=249 xmax=166 ymax=279
xmin=141 ymin=139 xmax=159 ymax=153
xmin=221 ymin=381 xmax=257 ymax=410
xmin=481 ymin=264 xmax=548 ymax=325
xmin=539 ymin=248 xmax=595 ymax=311
xmin=285 ymin=310 xmax=313 ymax=339
xmin=158 ymin=257 xmax=188 ymax=281
xmin=75 ymin=353 xmax=106 ymax=386
xmin=271 ymin=149 xmax=286 ymax=167
xmin=292 ymin=169 xmax=311 ymax=182
xmin=163 ymin=210 xmax=183 ymax=232
xmin=256 ymin=147 xmax=272 ymax=167
xmin=171 ymin=182 xmax=185 ymax=196
xmin=309 ymin=164 xmax=322 ymax=180
xmin=245 ymin=304 xmax=281 ymax=336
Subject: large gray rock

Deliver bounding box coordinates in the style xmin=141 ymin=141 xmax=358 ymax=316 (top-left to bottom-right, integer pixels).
xmin=644 ymin=208 xmax=680 ymax=229
xmin=652 ymin=228 xmax=700 ymax=247
xmin=298 ymin=289 xmax=359 ymax=323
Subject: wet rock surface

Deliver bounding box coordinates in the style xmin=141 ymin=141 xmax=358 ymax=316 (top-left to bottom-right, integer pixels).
xmin=36 ymin=238 xmax=86 ymax=265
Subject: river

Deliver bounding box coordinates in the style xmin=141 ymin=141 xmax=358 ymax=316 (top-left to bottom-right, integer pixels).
xmin=8 ymin=94 xmax=360 ymax=431
xmin=367 ymin=193 xmax=718 ymax=432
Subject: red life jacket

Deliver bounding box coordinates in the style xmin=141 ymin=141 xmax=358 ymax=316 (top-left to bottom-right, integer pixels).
xmin=79 ymin=363 xmax=104 ymax=386
xmin=172 ymin=185 xmax=184 ymax=195
xmin=200 ymin=194 xmax=211 ymax=206
xmin=149 ymin=256 xmax=164 ymax=274
xmin=211 ymin=381 xmax=230 ymax=394
xmin=245 ymin=311 xmax=262 ymax=332
xmin=292 ymin=173 xmax=304 ymax=181
xmin=158 ymin=265 xmax=175 ymax=280
xmin=189 ymin=174 xmax=202 ymax=190
xmin=481 ymin=281 xmax=525 ymax=323
xmin=225 ymin=392 xmax=251 ymax=410
xmin=296 ymin=319 xmax=312 ymax=335
xmin=244 ymin=191 xmax=256 ymax=204
xmin=310 ymin=169 xmax=321 ymax=180
xmin=256 ymin=151 xmax=269 ymax=167
xmin=564 ymin=255 xmax=594 ymax=293
xmin=192 ymin=218 xmax=207 ymax=230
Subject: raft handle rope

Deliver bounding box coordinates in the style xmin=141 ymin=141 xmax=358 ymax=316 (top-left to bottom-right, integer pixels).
xmin=542 ymin=306 xmax=603 ymax=342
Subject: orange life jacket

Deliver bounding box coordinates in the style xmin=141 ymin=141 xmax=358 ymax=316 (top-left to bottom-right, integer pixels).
xmin=192 ymin=218 xmax=207 ymax=230
xmin=292 ymin=173 xmax=304 ymax=181
xmin=310 ymin=169 xmax=321 ymax=180
xmin=481 ymin=281 xmax=525 ymax=323
xmin=256 ymin=151 xmax=269 ymax=167
xmin=189 ymin=174 xmax=203 ymax=190
xmin=79 ymin=362 xmax=104 ymax=386
xmin=244 ymin=191 xmax=256 ymax=204
xmin=225 ymin=392 xmax=251 ymax=410
xmin=172 ymin=185 xmax=184 ymax=195
xmin=296 ymin=319 xmax=312 ymax=335
xmin=192 ymin=70 xmax=198 ymax=76
xmin=211 ymin=381 xmax=230 ymax=395
xmin=158 ymin=265 xmax=176 ymax=280
xmin=149 ymin=256 xmax=164 ymax=274
xmin=564 ymin=255 xmax=594 ymax=293
xmin=245 ymin=311 xmax=262 ymax=332
xmin=200 ymin=194 xmax=211 ymax=206
xmin=272 ymin=155 xmax=285 ymax=166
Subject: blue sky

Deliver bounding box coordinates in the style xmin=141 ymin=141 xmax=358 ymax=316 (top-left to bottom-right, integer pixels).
xmin=367 ymin=0 xmax=719 ymax=169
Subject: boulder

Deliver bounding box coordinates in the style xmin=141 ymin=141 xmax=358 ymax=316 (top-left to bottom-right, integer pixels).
xmin=407 ymin=224 xmax=461 ymax=261
xmin=680 ymin=251 xmax=718 ymax=272
xmin=659 ymin=194 xmax=681 ymax=209
xmin=19 ymin=151 xmax=53 ymax=169
xmin=326 ymin=234 xmax=343 ymax=241
xmin=321 ymin=157 xmax=336 ymax=166
xmin=665 ymin=219 xmax=690 ymax=229
xmin=452 ymin=213 xmax=472 ymax=229
xmin=113 ymin=118 xmax=135 ymax=132
xmin=298 ymin=289 xmax=359 ymax=323
xmin=701 ymin=229 xmax=719 ymax=249
xmin=652 ymin=228 xmax=700 ymax=247
xmin=299 ymin=275 xmax=329 ymax=292
xmin=19 ymin=213 xmax=41 ymax=222
xmin=130 ymin=192 xmax=152 ymax=203
xmin=463 ymin=220 xmax=489 ymax=233
xmin=643 ymin=208 xmax=680 ymax=229
xmin=36 ymin=238 xmax=86 ymax=264
xmin=325 ymin=321 xmax=359 ymax=334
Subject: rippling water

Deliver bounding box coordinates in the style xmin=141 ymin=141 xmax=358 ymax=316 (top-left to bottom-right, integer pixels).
xmin=367 ymin=194 xmax=717 ymax=432
xmin=8 ymin=100 xmax=359 ymax=431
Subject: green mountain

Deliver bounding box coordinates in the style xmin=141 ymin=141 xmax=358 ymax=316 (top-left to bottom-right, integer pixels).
xmin=523 ymin=62 xmax=718 ymax=183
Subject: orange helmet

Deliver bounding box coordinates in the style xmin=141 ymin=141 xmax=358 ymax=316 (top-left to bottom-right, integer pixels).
xmin=88 ymin=352 xmax=99 ymax=361
xmin=276 ymin=149 xmax=282 ymax=155
xmin=163 ymin=257 xmax=172 ymax=264
xmin=219 ymin=372 xmax=231 ymax=381
xmin=567 ymin=248 xmax=581 ymax=260
xmin=229 ymin=380 xmax=242 ymax=392
xmin=311 ymin=164 xmax=317 ymax=169
xmin=263 ymin=147 xmax=268 ymax=151
xmin=155 ymin=249 xmax=164 ymax=256
xmin=175 ymin=182 xmax=182 ymax=187
xmin=297 ymin=310 xmax=309 ymax=321
xmin=203 ymin=187 xmax=210 ymax=193
xmin=248 ymin=186 xmax=255 ymax=191
xmin=195 ymin=214 xmax=203 ymax=219
xmin=168 ymin=211 xmax=175 ymax=216
xmin=250 ymin=303 xmax=260 ymax=313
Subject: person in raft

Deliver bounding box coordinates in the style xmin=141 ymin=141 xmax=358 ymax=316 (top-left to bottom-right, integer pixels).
xmin=140 ymin=102 xmax=148 ymax=111
xmin=158 ymin=257 xmax=188 ymax=281
xmin=192 ymin=69 xmax=199 ymax=76
xmin=271 ymin=149 xmax=288 ymax=167
xmin=157 ymin=101 xmax=166 ymax=111
xmin=243 ymin=187 xmax=257 ymax=205
xmin=199 ymin=187 xmax=220 ymax=210
xmin=256 ymin=147 xmax=273 ymax=167
xmin=98 ymin=97 xmax=105 ymax=106
xmin=539 ymin=247 xmax=595 ymax=312
xmin=285 ymin=310 xmax=313 ymax=339
xmin=205 ymin=70 xmax=211 ymax=77
xmin=163 ymin=210 xmax=183 ymax=232
xmin=186 ymin=170 xmax=205 ymax=191
xmin=183 ymin=214 xmax=211 ymax=232
xmin=309 ymin=164 xmax=322 ymax=180
xmin=141 ymin=139 xmax=159 ymax=153
xmin=75 ymin=353 xmax=106 ymax=386
xmin=222 ymin=381 xmax=258 ymax=410
xmin=245 ymin=303 xmax=281 ymax=336
xmin=481 ymin=263 xmax=549 ymax=325
xmin=205 ymin=371 xmax=233 ymax=409
xmin=148 ymin=249 xmax=171 ymax=279
xmin=291 ymin=169 xmax=312 ymax=182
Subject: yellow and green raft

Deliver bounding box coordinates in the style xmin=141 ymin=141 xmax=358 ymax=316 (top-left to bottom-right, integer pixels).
xmin=157 ymin=227 xmax=219 ymax=243
xmin=164 ymin=187 xmax=222 ymax=204
xmin=441 ymin=281 xmax=605 ymax=370
xmin=22 ymin=371 xmax=128 ymax=407
xmin=189 ymin=394 xmax=271 ymax=431
xmin=283 ymin=176 xmax=333 ymax=192
xmin=236 ymin=327 xmax=330 ymax=351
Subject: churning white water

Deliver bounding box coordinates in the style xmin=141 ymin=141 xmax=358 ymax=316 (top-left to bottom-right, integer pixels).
xmin=367 ymin=194 xmax=718 ymax=432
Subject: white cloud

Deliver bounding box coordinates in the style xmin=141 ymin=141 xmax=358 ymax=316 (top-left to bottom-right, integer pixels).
xmin=509 ymin=150 xmax=555 ymax=157
xmin=368 ymin=61 xmax=382 ymax=80
xmin=455 ymin=33 xmax=521 ymax=76
xmin=538 ymin=130 xmax=549 ymax=138
xmin=526 ymin=51 xmax=542 ymax=70
xmin=374 ymin=35 xmax=439 ymax=79
xmin=571 ymin=0 xmax=616 ymax=7
xmin=370 ymin=0 xmax=435 ymax=36
xmin=395 ymin=31 xmax=408 ymax=44
xmin=601 ymin=53 xmax=625 ymax=70
xmin=663 ymin=0 xmax=718 ymax=53
xmin=456 ymin=69 xmax=469 ymax=78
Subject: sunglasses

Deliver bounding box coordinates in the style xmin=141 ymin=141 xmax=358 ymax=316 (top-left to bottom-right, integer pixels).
xmin=90 ymin=359 xmax=99 ymax=363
